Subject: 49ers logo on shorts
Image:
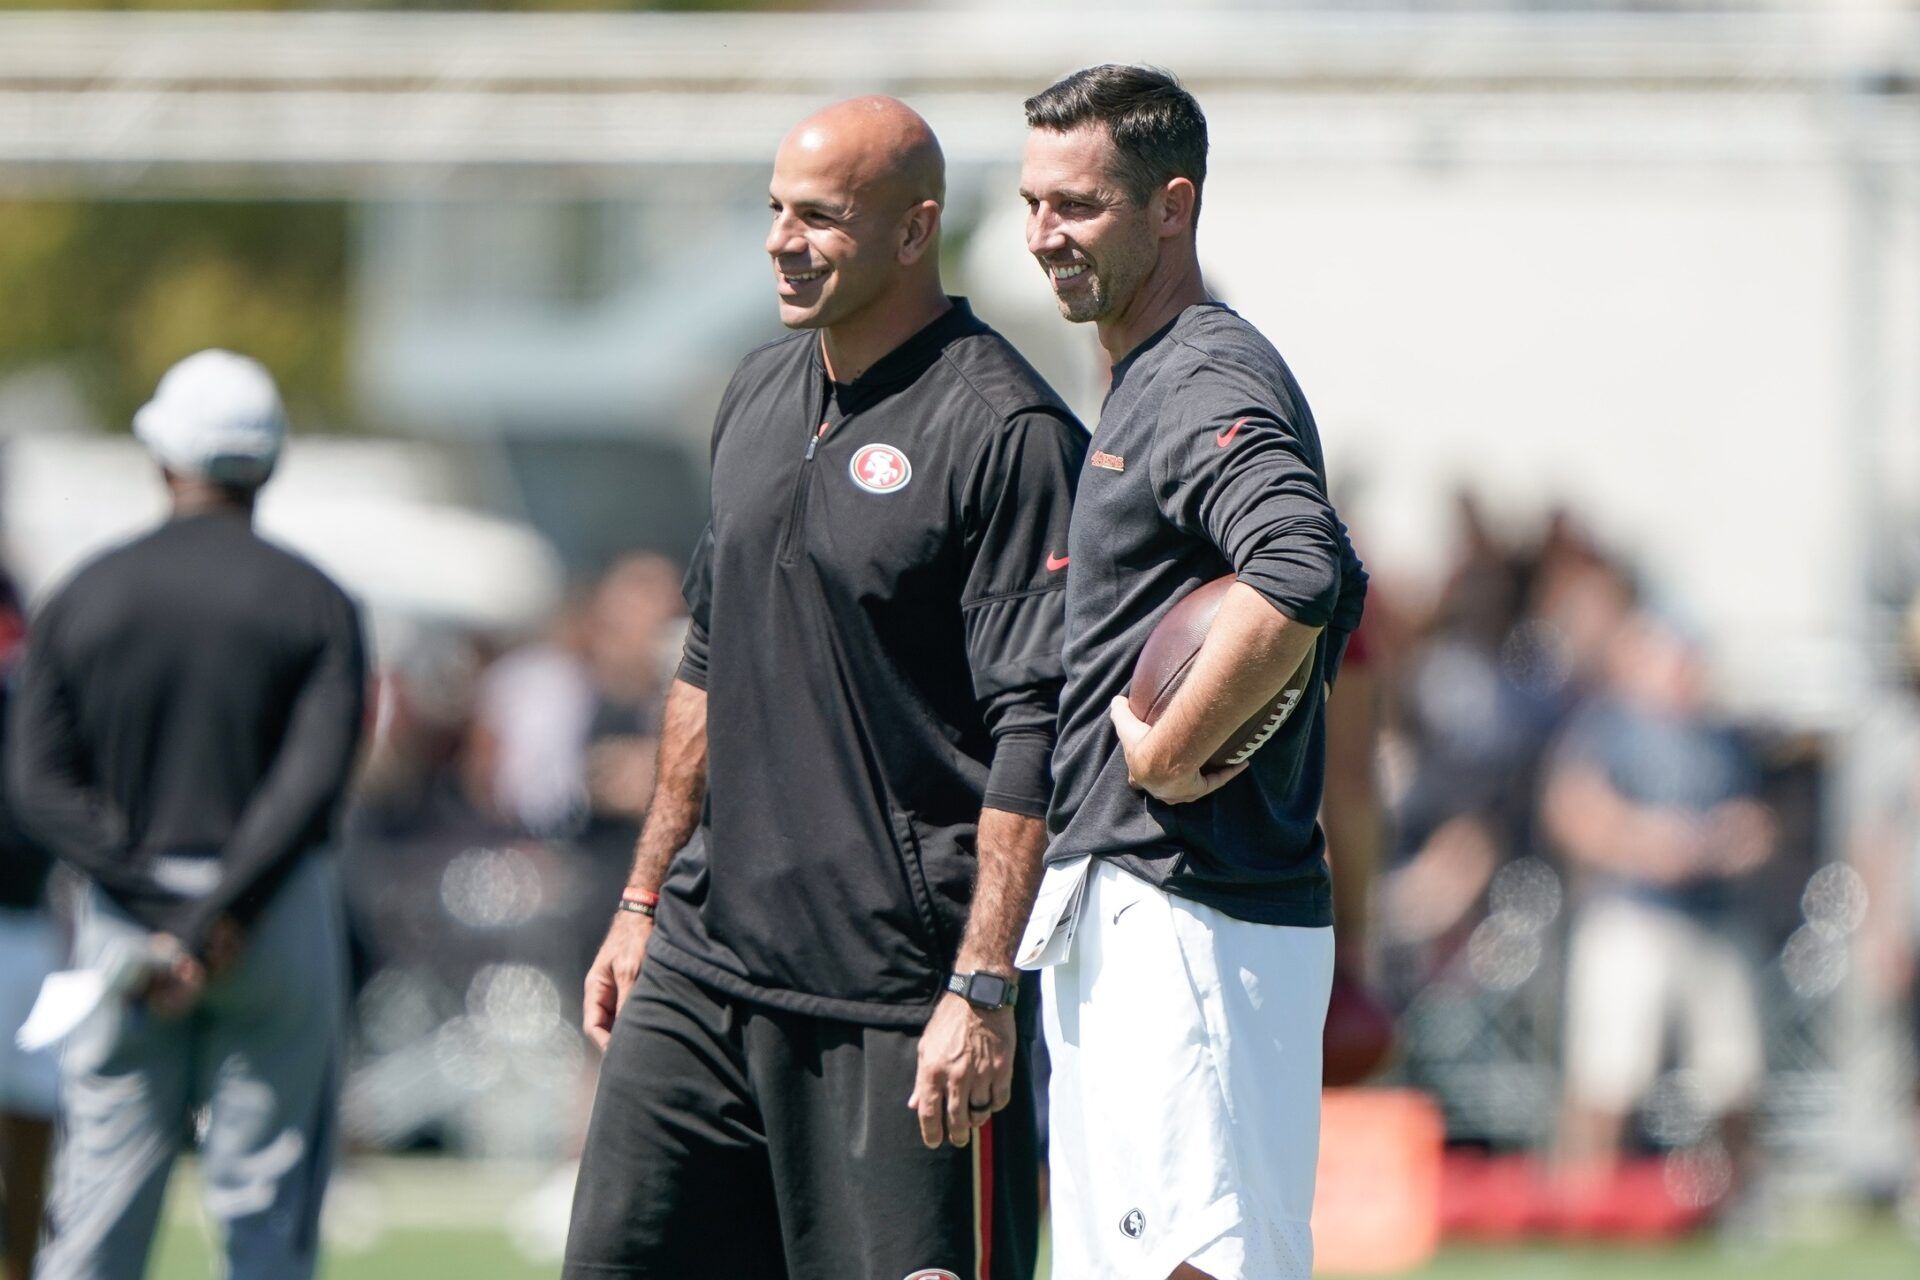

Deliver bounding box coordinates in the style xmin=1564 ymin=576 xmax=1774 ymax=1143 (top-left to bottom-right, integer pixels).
xmin=849 ymin=443 xmax=912 ymax=494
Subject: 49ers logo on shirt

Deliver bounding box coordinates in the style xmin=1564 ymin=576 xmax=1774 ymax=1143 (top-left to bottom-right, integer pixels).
xmin=899 ymin=1272 xmax=961 ymax=1280
xmin=849 ymin=443 xmax=912 ymax=494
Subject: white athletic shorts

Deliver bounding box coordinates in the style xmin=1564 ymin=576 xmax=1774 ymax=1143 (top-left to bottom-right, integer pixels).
xmin=1020 ymin=856 xmax=1333 ymax=1280
xmin=0 ymin=906 xmax=61 ymax=1117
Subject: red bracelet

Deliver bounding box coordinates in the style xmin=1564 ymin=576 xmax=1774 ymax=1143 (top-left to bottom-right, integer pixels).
xmin=623 ymin=888 xmax=660 ymax=907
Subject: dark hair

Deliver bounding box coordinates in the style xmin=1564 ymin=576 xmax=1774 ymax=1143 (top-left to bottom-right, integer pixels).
xmin=1024 ymin=64 xmax=1208 ymax=220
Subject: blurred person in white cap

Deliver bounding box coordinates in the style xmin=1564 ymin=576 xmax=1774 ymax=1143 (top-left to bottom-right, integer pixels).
xmin=6 ymin=349 xmax=367 ymax=1279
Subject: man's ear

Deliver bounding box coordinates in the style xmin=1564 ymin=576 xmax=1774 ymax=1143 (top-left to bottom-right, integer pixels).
xmin=1157 ymin=177 xmax=1198 ymax=239
xmin=899 ymin=200 xmax=942 ymax=265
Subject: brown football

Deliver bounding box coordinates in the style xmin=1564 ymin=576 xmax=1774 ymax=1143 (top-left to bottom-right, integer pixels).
xmin=1322 ymin=974 xmax=1397 ymax=1085
xmin=1127 ymin=574 xmax=1315 ymax=770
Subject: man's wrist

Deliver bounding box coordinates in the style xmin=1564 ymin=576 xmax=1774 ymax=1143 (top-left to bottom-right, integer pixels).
xmin=946 ymin=970 xmax=1019 ymax=1010
xmin=1134 ymin=725 xmax=1198 ymax=784
xmin=951 ymin=952 xmax=1016 ymax=979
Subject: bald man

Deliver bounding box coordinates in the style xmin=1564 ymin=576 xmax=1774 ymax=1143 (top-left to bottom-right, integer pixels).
xmin=562 ymin=98 xmax=1084 ymax=1280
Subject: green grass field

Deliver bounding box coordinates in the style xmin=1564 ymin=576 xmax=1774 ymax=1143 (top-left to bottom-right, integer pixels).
xmin=153 ymin=1226 xmax=553 ymax=1280
xmin=143 ymin=1158 xmax=1919 ymax=1280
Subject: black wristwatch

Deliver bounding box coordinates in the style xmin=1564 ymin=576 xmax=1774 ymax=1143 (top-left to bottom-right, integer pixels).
xmin=947 ymin=971 xmax=1018 ymax=1011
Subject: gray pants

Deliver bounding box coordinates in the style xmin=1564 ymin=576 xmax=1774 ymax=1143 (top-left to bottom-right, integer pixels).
xmin=36 ymin=856 xmax=347 ymax=1280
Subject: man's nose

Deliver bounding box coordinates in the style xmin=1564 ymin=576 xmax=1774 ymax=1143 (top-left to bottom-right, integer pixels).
xmin=767 ymin=211 xmax=802 ymax=258
xmin=1027 ymin=208 xmax=1062 ymax=257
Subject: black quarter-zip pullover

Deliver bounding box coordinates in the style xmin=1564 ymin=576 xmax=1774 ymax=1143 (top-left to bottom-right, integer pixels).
xmin=651 ymin=299 xmax=1085 ymax=1026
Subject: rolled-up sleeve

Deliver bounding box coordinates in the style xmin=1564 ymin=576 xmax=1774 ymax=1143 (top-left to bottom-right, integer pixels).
xmin=1151 ymin=362 xmax=1360 ymax=630
xmin=675 ymin=523 xmax=715 ymax=691
xmin=959 ymin=410 xmax=1085 ymax=817
xmin=675 ymin=363 xmax=753 ymax=695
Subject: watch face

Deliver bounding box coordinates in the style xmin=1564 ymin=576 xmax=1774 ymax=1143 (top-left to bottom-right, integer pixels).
xmin=972 ymin=974 xmax=1009 ymax=1006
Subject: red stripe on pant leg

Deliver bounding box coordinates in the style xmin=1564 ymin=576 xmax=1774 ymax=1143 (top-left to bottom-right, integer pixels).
xmin=983 ymin=1118 xmax=995 ymax=1278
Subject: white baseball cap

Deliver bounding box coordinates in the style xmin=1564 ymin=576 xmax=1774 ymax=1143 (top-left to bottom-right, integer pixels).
xmin=132 ymin=349 xmax=287 ymax=486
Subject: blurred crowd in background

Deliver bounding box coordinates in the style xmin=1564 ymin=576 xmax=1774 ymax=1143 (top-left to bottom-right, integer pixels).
xmin=327 ymin=551 xmax=688 ymax=1162
xmin=0 ymin=451 xmax=1915 ymax=1271
xmin=199 ymin=480 xmax=1909 ymax=1241
xmin=6 ymin=481 xmax=1893 ymax=1222
xmin=1356 ymin=498 xmax=1860 ymax=1216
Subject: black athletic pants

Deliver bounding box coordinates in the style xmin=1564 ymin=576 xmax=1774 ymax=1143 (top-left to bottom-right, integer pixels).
xmin=562 ymin=960 xmax=1039 ymax=1280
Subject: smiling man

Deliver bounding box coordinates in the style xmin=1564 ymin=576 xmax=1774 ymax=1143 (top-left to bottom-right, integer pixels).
xmin=561 ymin=97 xmax=1083 ymax=1280
xmin=1014 ymin=67 xmax=1368 ymax=1280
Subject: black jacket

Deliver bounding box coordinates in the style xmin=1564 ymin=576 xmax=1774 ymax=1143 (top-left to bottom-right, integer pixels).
xmin=651 ymin=300 xmax=1085 ymax=1026
xmin=6 ymin=512 xmax=366 ymax=951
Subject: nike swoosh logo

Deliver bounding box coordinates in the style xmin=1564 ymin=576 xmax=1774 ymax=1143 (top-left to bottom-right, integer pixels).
xmin=1046 ymin=552 xmax=1070 ymax=572
xmin=1112 ymin=900 xmax=1138 ymax=925
xmin=1216 ymin=417 xmax=1250 ymax=447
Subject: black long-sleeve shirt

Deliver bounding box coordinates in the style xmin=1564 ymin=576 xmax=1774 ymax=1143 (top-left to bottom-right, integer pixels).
xmin=653 ymin=299 xmax=1086 ymax=1026
xmin=6 ymin=510 xmax=366 ymax=952
xmin=1049 ymin=304 xmax=1367 ymax=925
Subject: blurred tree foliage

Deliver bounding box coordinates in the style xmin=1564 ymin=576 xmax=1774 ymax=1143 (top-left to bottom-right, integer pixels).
xmin=0 ymin=201 xmax=350 ymax=431
xmin=0 ymin=2 xmax=802 ymax=424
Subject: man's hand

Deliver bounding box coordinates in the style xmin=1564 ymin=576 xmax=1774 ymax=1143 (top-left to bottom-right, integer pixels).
xmin=145 ymin=934 xmax=206 ymax=1019
xmin=908 ymin=993 xmax=1015 ymax=1150
xmin=580 ymin=678 xmax=707 ymax=1051
xmin=1109 ymin=695 xmax=1247 ymax=804
xmin=202 ymin=916 xmax=246 ymax=979
xmin=583 ymin=909 xmax=653 ymax=1051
